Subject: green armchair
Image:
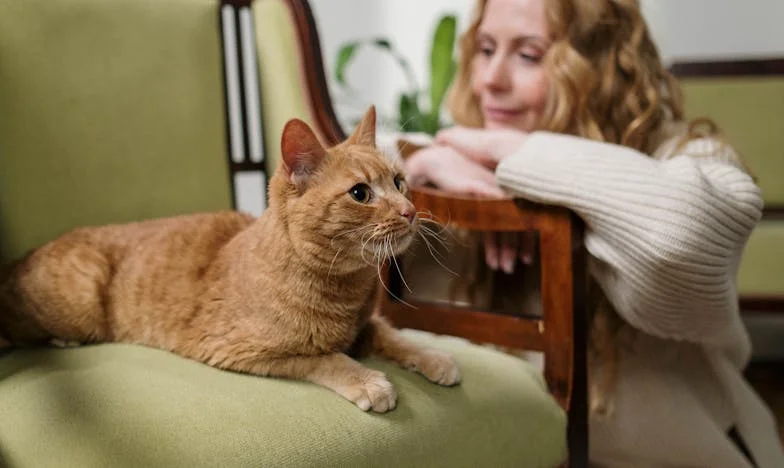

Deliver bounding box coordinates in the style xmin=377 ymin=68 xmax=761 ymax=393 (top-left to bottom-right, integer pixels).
xmin=0 ymin=1 xmax=570 ymax=467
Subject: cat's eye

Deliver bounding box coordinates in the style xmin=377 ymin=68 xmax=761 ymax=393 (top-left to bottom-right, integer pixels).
xmin=393 ymin=174 xmax=405 ymax=192
xmin=349 ymin=183 xmax=372 ymax=203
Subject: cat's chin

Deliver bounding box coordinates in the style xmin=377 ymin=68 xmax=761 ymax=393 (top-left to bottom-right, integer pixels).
xmin=391 ymin=233 xmax=415 ymax=256
xmin=366 ymin=231 xmax=416 ymax=259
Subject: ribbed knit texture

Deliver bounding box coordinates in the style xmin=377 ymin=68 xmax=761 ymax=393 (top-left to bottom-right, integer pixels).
xmin=496 ymin=131 xmax=784 ymax=467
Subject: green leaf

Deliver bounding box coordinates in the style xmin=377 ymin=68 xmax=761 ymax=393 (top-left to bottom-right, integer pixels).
xmin=399 ymin=93 xmax=423 ymax=132
xmin=373 ymin=39 xmax=392 ymax=50
xmin=429 ymin=15 xmax=457 ymax=119
xmin=335 ymin=42 xmax=359 ymax=87
xmin=421 ymin=112 xmax=441 ymax=136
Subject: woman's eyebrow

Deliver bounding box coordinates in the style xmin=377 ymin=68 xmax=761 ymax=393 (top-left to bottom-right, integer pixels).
xmin=477 ymin=30 xmax=549 ymax=48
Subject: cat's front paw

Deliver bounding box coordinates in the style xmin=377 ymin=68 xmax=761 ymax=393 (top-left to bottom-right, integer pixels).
xmin=411 ymin=349 xmax=461 ymax=386
xmin=338 ymin=370 xmax=397 ymax=413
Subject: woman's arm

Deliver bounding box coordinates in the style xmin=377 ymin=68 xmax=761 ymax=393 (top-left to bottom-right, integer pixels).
xmin=495 ymin=131 xmax=763 ymax=344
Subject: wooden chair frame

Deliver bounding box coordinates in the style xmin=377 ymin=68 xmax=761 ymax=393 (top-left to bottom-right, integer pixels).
xmin=381 ymin=191 xmax=589 ymax=467
xmin=231 ymin=0 xmax=590 ymax=465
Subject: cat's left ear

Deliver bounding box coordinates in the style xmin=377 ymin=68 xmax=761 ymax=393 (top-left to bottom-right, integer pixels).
xmin=281 ymin=118 xmax=327 ymax=190
xmin=347 ymin=105 xmax=376 ymax=147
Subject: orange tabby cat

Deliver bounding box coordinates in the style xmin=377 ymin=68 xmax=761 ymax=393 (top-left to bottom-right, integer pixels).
xmin=0 ymin=106 xmax=460 ymax=412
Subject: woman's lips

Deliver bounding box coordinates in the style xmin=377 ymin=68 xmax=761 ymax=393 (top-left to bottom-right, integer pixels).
xmin=483 ymin=107 xmax=522 ymax=122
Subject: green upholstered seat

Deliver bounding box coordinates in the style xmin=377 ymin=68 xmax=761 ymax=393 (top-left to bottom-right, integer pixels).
xmin=0 ymin=1 xmax=567 ymax=466
xmin=681 ymin=77 xmax=784 ymax=300
xmin=0 ymin=331 xmax=566 ymax=468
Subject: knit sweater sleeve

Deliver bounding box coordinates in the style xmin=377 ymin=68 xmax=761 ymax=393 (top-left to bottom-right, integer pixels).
xmin=495 ymin=132 xmax=763 ymax=344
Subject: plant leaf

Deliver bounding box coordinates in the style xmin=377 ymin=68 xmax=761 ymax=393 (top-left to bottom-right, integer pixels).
xmin=399 ymin=93 xmax=423 ymax=132
xmin=373 ymin=39 xmax=392 ymax=50
xmin=429 ymin=15 xmax=457 ymax=118
xmin=335 ymin=42 xmax=359 ymax=87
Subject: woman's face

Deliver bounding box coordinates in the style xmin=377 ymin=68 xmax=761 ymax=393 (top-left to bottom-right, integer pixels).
xmin=470 ymin=0 xmax=550 ymax=131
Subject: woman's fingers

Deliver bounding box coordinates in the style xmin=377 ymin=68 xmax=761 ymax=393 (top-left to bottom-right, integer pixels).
xmin=484 ymin=232 xmax=499 ymax=271
xmin=499 ymin=232 xmax=518 ymax=274
xmin=520 ymin=231 xmax=535 ymax=265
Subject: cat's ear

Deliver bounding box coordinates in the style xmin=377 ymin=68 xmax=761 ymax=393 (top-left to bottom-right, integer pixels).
xmin=347 ymin=105 xmax=376 ymax=147
xmin=281 ymin=118 xmax=327 ymax=189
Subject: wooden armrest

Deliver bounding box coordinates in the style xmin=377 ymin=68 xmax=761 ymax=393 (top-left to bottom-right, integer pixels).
xmin=411 ymin=186 xmax=570 ymax=233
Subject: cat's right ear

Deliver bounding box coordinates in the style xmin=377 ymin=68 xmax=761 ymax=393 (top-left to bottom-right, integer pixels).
xmin=281 ymin=118 xmax=327 ymax=191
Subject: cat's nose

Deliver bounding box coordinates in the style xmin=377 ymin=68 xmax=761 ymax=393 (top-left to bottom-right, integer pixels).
xmin=400 ymin=207 xmax=416 ymax=223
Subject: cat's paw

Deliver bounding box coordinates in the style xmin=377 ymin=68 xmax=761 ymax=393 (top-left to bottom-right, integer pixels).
xmin=411 ymin=349 xmax=461 ymax=386
xmin=338 ymin=370 xmax=397 ymax=413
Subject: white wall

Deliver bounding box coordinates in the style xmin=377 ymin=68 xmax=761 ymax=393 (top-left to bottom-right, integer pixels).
xmin=310 ymin=0 xmax=784 ymax=130
xmin=642 ymin=0 xmax=784 ymax=64
xmin=310 ymin=0 xmax=475 ymax=131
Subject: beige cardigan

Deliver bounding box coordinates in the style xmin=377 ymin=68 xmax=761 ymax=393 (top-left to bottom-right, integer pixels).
xmin=495 ymin=131 xmax=784 ymax=467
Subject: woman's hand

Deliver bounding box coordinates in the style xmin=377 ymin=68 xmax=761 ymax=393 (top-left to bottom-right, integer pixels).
xmin=435 ymin=126 xmax=529 ymax=170
xmin=435 ymin=127 xmax=534 ymax=273
xmin=403 ymin=144 xmax=506 ymax=198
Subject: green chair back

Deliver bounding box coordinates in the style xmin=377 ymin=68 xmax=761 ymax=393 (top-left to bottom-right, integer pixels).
xmin=0 ymin=0 xmax=233 ymax=264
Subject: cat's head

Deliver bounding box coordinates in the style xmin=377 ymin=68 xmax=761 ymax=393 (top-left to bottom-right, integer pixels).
xmin=270 ymin=106 xmax=418 ymax=272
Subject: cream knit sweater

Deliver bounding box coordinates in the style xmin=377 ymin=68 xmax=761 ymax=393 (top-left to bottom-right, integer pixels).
xmin=495 ymin=131 xmax=784 ymax=468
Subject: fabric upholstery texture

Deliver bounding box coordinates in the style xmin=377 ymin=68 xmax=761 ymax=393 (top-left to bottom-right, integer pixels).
xmin=0 ymin=330 xmax=566 ymax=468
xmin=0 ymin=0 xmax=233 ymax=264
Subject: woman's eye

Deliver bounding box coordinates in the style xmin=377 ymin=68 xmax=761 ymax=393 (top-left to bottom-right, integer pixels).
xmin=349 ymin=184 xmax=372 ymax=203
xmin=518 ymin=50 xmax=542 ymax=63
xmin=393 ymin=174 xmax=406 ymax=192
xmin=479 ymin=47 xmax=493 ymax=57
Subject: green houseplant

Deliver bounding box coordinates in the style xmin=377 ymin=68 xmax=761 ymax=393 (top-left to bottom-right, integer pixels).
xmin=334 ymin=14 xmax=458 ymax=135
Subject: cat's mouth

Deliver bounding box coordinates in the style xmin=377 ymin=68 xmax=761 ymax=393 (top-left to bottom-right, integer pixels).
xmin=365 ymin=225 xmax=417 ymax=259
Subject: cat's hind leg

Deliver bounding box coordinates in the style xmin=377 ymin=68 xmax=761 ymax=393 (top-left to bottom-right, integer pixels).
xmin=6 ymin=237 xmax=113 ymax=346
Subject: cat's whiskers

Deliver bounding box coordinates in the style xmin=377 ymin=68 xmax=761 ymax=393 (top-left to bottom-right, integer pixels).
xmin=415 ymin=211 xmax=469 ymax=249
xmin=374 ymin=251 xmax=417 ymax=310
xmin=330 ymin=224 xmax=375 ymax=249
xmin=387 ymin=235 xmax=412 ymax=294
xmin=417 ymin=230 xmax=459 ymax=277
xmin=418 ymin=223 xmax=450 ymax=253
xmin=359 ymin=230 xmax=377 ymax=267
xmin=326 ymin=246 xmax=344 ymax=280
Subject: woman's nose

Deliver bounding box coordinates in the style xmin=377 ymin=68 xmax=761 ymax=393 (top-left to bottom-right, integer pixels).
xmin=482 ymin=56 xmax=510 ymax=91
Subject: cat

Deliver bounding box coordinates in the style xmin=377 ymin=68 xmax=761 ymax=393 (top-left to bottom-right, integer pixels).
xmin=0 ymin=106 xmax=460 ymax=412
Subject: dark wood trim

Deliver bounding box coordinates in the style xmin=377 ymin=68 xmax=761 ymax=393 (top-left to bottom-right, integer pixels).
xmin=280 ymin=0 xmax=347 ymax=145
xmin=222 ymin=0 xmax=253 ymax=6
xmin=383 ymin=301 xmax=546 ymax=351
xmin=567 ymin=215 xmax=589 ymax=468
xmin=762 ymin=207 xmax=784 ymax=221
xmin=220 ymin=0 xmax=269 ymax=210
xmin=740 ymin=295 xmax=784 ymax=313
xmin=230 ymin=160 xmax=265 ymax=172
xmin=670 ymin=58 xmax=784 ymax=78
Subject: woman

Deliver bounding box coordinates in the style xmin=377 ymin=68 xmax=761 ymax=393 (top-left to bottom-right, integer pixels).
xmin=403 ymin=0 xmax=784 ymax=466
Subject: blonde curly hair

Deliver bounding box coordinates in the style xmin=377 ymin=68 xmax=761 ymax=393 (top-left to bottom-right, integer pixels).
xmin=447 ymin=0 xmax=708 ymax=417
xmin=449 ymin=0 xmax=684 ymax=154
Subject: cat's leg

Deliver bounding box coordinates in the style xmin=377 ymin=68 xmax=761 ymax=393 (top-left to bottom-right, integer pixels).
xmin=359 ymin=315 xmax=461 ymax=386
xmin=227 ymin=352 xmax=398 ymax=413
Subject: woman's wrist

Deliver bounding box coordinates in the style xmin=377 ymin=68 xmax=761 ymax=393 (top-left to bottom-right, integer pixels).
xmin=403 ymin=150 xmax=432 ymax=187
